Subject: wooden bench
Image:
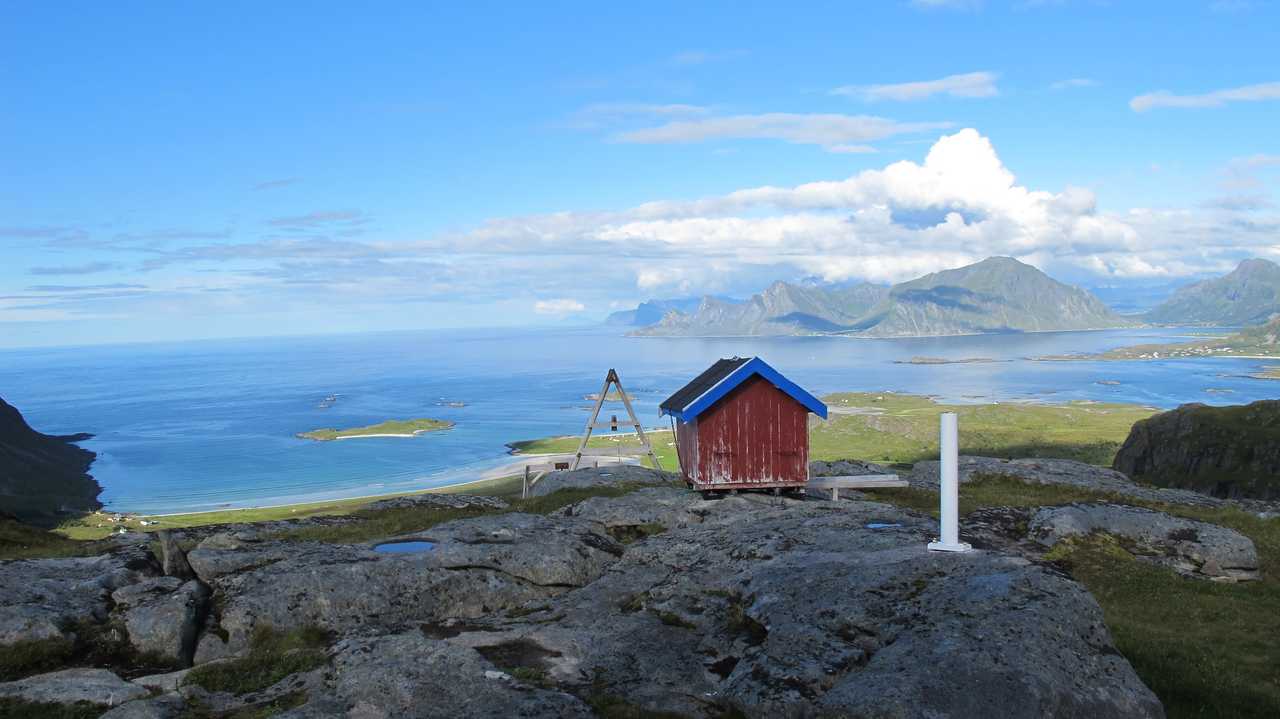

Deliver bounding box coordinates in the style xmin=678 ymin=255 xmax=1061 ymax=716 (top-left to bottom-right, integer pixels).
xmin=808 ymin=474 xmax=907 ymax=500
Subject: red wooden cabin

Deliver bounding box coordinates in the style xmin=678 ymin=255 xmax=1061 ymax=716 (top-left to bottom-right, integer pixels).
xmin=660 ymin=357 xmax=828 ymax=493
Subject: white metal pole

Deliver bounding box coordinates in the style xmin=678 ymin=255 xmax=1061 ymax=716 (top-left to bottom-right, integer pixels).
xmin=928 ymin=412 xmax=971 ymax=553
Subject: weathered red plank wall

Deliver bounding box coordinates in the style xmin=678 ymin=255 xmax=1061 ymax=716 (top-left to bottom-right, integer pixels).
xmin=675 ymin=418 xmax=699 ymax=483
xmin=694 ymin=376 xmax=808 ymax=488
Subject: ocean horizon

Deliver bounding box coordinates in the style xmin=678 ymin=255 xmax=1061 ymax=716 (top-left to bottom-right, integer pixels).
xmin=1 ymin=325 xmax=1275 ymax=515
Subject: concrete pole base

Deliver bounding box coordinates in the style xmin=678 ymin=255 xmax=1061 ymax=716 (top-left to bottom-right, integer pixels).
xmin=927 ymin=540 xmax=973 ymax=553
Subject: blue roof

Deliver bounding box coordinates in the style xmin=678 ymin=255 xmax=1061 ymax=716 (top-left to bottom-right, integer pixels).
xmin=659 ymin=356 xmax=828 ymax=422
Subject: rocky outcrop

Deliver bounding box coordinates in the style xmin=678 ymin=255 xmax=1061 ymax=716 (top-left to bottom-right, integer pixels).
xmin=0 ymin=546 xmax=157 ymax=649
xmin=360 ymin=492 xmax=509 ymax=512
xmin=1113 ymin=401 xmax=1280 ymax=500
xmin=0 ymin=396 xmax=100 ymax=526
xmin=909 ymin=455 xmax=1229 ymax=507
xmin=2 ymin=480 xmax=1191 ymax=717
xmin=0 ymin=667 xmax=148 ymax=707
xmin=274 ymin=492 xmax=1163 ymax=718
xmin=99 ymin=693 xmax=187 ymax=718
xmin=527 ymin=464 xmax=680 ymax=497
xmin=280 ymin=632 xmax=593 ymax=717
xmin=192 ymin=513 xmax=624 ymax=660
xmin=1028 ymin=503 xmax=1260 ymax=582
xmin=111 ymin=577 xmax=209 ymax=665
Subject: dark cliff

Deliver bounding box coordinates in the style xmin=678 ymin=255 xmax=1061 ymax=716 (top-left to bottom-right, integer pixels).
xmin=0 ymin=396 xmax=101 ymax=527
xmin=1113 ymin=400 xmax=1280 ymax=500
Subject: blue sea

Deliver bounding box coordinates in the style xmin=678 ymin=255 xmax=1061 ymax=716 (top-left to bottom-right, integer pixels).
xmin=0 ymin=326 xmax=1275 ymax=514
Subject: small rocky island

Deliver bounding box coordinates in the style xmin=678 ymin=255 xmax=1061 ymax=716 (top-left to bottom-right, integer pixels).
xmin=297 ymin=418 xmax=453 ymax=441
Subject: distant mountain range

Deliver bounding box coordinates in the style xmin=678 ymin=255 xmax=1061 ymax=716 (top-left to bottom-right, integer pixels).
xmin=1143 ymin=258 xmax=1280 ymax=327
xmin=605 ymin=298 xmax=710 ymax=327
xmin=620 ymin=257 xmax=1133 ymax=338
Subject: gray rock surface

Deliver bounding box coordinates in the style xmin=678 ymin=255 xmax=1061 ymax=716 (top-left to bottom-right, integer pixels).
xmin=527 ymin=465 xmax=679 ymax=497
xmin=565 ymin=485 xmax=705 ymax=536
xmin=156 ymin=530 xmax=194 ymax=581
xmin=187 ymin=529 xmax=294 ymax=581
xmin=0 ymin=546 xmax=157 ymax=648
xmin=0 ymin=667 xmax=148 ymax=707
xmin=132 ymin=667 xmax=195 ymax=694
xmin=112 ymin=577 xmax=210 ymax=664
xmin=278 ymin=632 xmax=592 ymax=718
xmin=361 ymin=492 xmax=509 ymax=512
xmin=809 ymin=458 xmax=895 ymax=477
xmin=197 ymin=513 xmax=623 ymax=658
xmin=417 ymin=495 xmax=1162 ymax=718
xmin=3 ymin=479 xmax=1186 ymax=716
xmin=99 ymin=693 xmax=188 ymax=719
xmin=908 ymin=455 xmax=1228 ymax=506
xmin=1029 ymin=503 xmax=1260 ymax=581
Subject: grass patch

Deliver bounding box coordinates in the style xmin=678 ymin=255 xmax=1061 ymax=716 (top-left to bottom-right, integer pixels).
xmin=508 ymin=666 xmax=552 ymax=687
xmin=297 ymin=418 xmax=453 ymax=441
xmin=184 ymin=626 xmax=328 ymax=695
xmin=0 ymin=698 xmax=100 ymax=719
xmin=814 ymin=392 xmax=1156 ymax=466
xmin=0 ymin=517 xmax=99 ymax=560
xmin=607 ymin=523 xmax=667 ymax=544
xmin=508 ymin=429 xmax=678 ymax=471
xmin=1054 ymin=535 xmax=1280 ymax=718
xmin=53 ymin=475 xmax=531 ymax=544
xmin=653 ymin=610 xmax=696 ymax=629
xmin=279 ymin=483 xmax=651 ymax=544
xmin=863 ymin=473 xmax=1280 ymax=718
xmin=585 ymin=693 xmax=690 ymax=719
xmin=0 ymin=637 xmax=75 ymax=682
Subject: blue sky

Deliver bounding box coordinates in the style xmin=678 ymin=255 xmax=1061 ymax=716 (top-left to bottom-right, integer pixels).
xmin=2 ymin=0 xmax=1278 ymax=347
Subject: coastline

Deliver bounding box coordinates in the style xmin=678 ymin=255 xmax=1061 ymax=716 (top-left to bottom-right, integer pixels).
xmin=133 ymin=452 xmax=635 ymax=520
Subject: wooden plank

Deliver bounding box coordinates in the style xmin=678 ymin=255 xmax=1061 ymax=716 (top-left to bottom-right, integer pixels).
xmin=807 ymin=475 xmax=906 ymax=489
xmin=577 ymin=447 xmax=646 ymax=457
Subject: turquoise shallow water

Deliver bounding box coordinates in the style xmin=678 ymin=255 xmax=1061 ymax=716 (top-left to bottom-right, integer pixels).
xmin=0 ymin=326 xmax=1275 ymax=514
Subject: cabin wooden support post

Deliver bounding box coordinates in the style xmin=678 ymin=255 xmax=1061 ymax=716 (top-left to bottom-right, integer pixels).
xmin=523 ymin=465 xmax=530 ymax=499
xmin=571 ymin=369 xmax=660 ymax=471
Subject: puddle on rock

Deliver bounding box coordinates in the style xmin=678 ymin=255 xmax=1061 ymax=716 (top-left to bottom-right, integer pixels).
xmin=866 ymin=523 xmax=904 ymax=530
xmin=374 ymin=540 xmax=437 ymax=553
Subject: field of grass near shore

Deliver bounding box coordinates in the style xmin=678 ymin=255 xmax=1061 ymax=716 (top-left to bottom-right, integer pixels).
xmin=507 ymin=428 xmax=679 ymax=471
xmin=813 ymin=392 xmax=1157 ymax=466
xmin=297 ymin=418 xmax=453 ymax=441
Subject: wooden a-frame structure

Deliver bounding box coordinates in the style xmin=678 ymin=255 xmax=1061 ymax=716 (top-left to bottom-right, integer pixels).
xmin=571 ymin=369 xmax=660 ymax=471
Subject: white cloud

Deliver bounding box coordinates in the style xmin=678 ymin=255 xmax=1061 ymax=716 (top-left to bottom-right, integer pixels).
xmin=564 ymin=103 xmax=709 ymax=131
xmin=1130 ymin=81 xmax=1280 ymax=111
xmin=533 ymin=298 xmax=585 ymax=314
xmin=434 ymin=128 xmax=1278 ymax=290
xmin=833 ymin=72 xmax=999 ymax=102
xmin=613 ymin=113 xmax=952 ymax=152
xmin=827 ymin=144 xmax=878 ymax=154
xmin=1050 ymin=78 xmax=1097 ymax=90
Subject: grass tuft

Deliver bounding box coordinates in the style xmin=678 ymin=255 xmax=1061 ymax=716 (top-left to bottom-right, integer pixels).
xmin=184 ymin=626 xmax=328 ymax=695
xmin=0 ymin=637 xmax=75 ymax=682
xmin=0 ymin=698 xmax=100 ymax=719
